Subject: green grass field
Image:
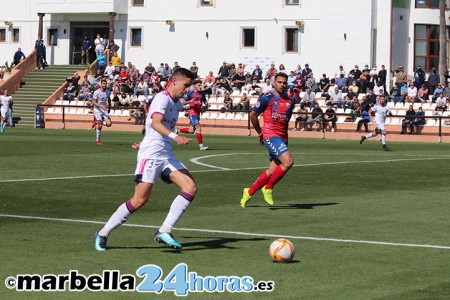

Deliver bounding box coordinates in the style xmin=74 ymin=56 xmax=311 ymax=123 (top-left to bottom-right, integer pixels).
xmin=1 ymin=128 xmax=450 ymax=299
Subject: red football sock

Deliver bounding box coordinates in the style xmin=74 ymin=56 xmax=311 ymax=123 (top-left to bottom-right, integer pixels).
xmin=196 ymin=133 xmax=203 ymax=144
xmin=266 ymin=165 xmax=287 ymax=189
xmin=180 ymin=127 xmax=190 ymax=133
xmin=248 ymin=171 xmax=270 ymax=195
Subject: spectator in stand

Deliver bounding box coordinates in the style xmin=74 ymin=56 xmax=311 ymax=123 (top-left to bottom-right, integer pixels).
xmin=232 ymin=69 xmax=246 ymax=92
xmin=261 ymin=78 xmax=273 ymax=95
xmin=190 ymin=62 xmax=199 ymax=79
xmin=156 ymin=63 xmax=165 ymax=79
xmin=324 ymin=104 xmax=337 ymax=132
xmin=294 ymin=73 xmax=306 ymax=92
xmin=301 ymin=87 xmax=316 ymax=108
xmin=35 ymin=35 xmax=46 ymax=70
xmin=394 ymin=65 xmax=407 ymax=89
xmin=376 ymin=89 xmax=389 ymax=104
xmin=348 ymin=65 xmax=362 ymax=84
xmin=161 ymin=63 xmax=172 ymax=82
xmin=218 ymin=61 xmax=229 ymax=78
xmin=399 ymin=82 xmax=409 ymax=103
xmin=223 ymin=92 xmax=233 ymax=111
xmin=427 ymin=67 xmax=440 ymax=96
xmin=360 ymin=95 xmax=371 ymax=112
xmin=356 ymin=108 xmax=371 ymax=133
xmin=63 ymin=82 xmax=77 ymax=102
xmin=102 ymin=34 xmax=109 ymax=50
xmin=307 ymin=103 xmax=324 ymax=131
xmin=319 ymin=74 xmax=330 ymax=93
xmin=406 ymin=82 xmax=418 ymax=103
xmin=413 ymin=66 xmax=426 ymax=87
xmin=378 ymin=65 xmax=387 ymax=92
xmin=278 ymin=64 xmax=286 ymax=74
xmin=413 ymin=107 xmax=426 ymax=134
xmin=12 ymin=47 xmax=26 ymax=68
xmin=94 ymin=33 xmax=104 ymax=57
xmin=327 ymin=86 xmax=344 ymax=108
xmin=237 ymin=63 xmax=246 ymax=74
xmin=417 ymin=84 xmax=429 ymax=103
xmin=306 ymin=73 xmax=316 ymax=91
xmin=0 ymin=71 xmax=4 ymax=85
xmin=107 ymin=40 xmax=119 ymax=54
xmin=233 ymin=93 xmax=250 ymax=112
xmin=287 ymin=71 xmax=297 ymax=90
xmin=172 ymin=62 xmax=181 ymax=72
xmin=228 ymin=63 xmax=237 ymax=79
xmin=435 ymin=93 xmax=447 ymax=111
xmin=265 ymin=63 xmax=278 ymax=83
xmin=104 ymin=61 xmax=115 ymax=78
xmin=432 ymin=83 xmax=444 ymax=103
xmin=344 ymin=86 xmax=357 ymax=109
xmin=96 ymin=50 xmax=106 ymax=73
xmin=132 ymin=78 xmax=149 ymax=99
xmin=203 ymin=71 xmax=215 ymax=88
xmin=335 ymin=65 xmax=346 ymax=79
xmin=145 ymin=62 xmax=155 ymax=74
xmin=78 ymin=83 xmax=91 ymax=101
xmin=294 ymin=64 xmax=302 ymax=75
xmin=443 ymin=82 xmax=450 ymax=102
xmin=369 ymin=64 xmax=378 ymax=91
xmin=360 ymin=65 xmax=371 ymax=93
xmin=401 ymin=105 xmax=416 ymax=134
xmin=111 ymin=52 xmax=121 ymax=72
xmin=348 ymin=80 xmax=359 ymax=96
xmin=252 ymin=65 xmax=263 ymax=83
xmin=335 ymin=72 xmax=347 ymax=91
xmin=292 ymin=103 xmax=309 ymax=131
xmin=301 ymin=63 xmax=312 ymax=78
xmin=81 ymin=35 xmax=91 ymax=65
xmin=366 ymin=89 xmax=377 ymax=106
xmin=373 ymin=81 xmax=384 ymax=97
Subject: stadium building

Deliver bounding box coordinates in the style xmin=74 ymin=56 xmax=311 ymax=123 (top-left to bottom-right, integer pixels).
xmin=0 ymin=0 xmax=448 ymax=78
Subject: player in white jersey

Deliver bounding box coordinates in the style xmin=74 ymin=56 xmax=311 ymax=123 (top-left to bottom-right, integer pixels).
xmin=0 ymin=90 xmax=13 ymax=133
xmin=92 ymin=80 xmax=112 ymax=145
xmin=94 ymin=68 xmax=196 ymax=251
xmin=360 ymin=95 xmax=392 ymax=151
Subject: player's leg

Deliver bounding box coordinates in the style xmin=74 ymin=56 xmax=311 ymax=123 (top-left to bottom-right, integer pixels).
xmin=104 ymin=117 xmax=112 ymax=127
xmin=360 ymin=126 xmax=378 ymax=144
xmin=262 ymin=151 xmax=294 ymax=206
xmin=381 ymin=128 xmax=390 ymax=151
xmin=1 ymin=116 xmax=5 ymax=132
xmin=155 ymin=165 xmax=197 ymax=249
xmin=179 ymin=115 xmax=195 ymax=134
xmin=195 ymin=123 xmax=208 ymax=150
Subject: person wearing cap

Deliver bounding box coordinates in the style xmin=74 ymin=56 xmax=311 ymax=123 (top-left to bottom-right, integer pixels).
xmin=428 ymin=67 xmax=440 ymax=95
xmin=335 ymin=65 xmax=346 ymax=79
xmin=394 ymin=65 xmax=407 ymax=89
xmin=218 ymin=61 xmax=229 ymax=78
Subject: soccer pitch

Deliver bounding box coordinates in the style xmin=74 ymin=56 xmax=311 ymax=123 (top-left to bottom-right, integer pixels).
xmin=1 ymin=128 xmax=450 ymax=299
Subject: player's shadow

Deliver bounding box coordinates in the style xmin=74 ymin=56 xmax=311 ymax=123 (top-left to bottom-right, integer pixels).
xmin=268 ymin=202 xmax=339 ymax=210
xmin=172 ymin=236 xmax=268 ymax=252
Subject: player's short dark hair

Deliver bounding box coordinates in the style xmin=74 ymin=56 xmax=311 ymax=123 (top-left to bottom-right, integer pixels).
xmin=101 ymin=79 xmax=107 ymax=84
xmin=274 ymin=73 xmax=288 ymax=81
xmin=172 ymin=68 xmax=195 ymax=81
xmin=193 ymin=79 xmax=202 ymax=85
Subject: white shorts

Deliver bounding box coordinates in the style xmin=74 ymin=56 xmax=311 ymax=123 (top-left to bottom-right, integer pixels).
xmin=1 ymin=108 xmax=10 ymax=118
xmin=94 ymin=108 xmax=111 ymax=121
xmin=134 ymin=156 xmax=187 ymax=184
xmin=376 ymin=122 xmax=385 ymax=131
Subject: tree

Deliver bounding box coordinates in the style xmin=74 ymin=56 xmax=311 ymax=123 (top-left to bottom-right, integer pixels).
xmin=439 ymin=0 xmax=447 ymax=84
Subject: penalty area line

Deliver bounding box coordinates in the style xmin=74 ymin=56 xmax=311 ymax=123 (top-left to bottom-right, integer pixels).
xmin=0 ymin=214 xmax=449 ymax=250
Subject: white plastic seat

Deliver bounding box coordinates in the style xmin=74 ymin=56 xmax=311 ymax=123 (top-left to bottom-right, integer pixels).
xmin=121 ymin=110 xmax=130 ymax=117
xmin=430 ymin=103 xmax=436 ymax=110
xmin=397 ymin=110 xmax=406 ymax=116
xmin=390 ymin=118 xmax=400 ymax=125
xmin=217 ymin=113 xmax=226 ymax=119
xmin=315 ymin=92 xmax=323 ymax=98
xmin=201 ymin=112 xmax=210 ymax=119
xmin=337 ymin=117 xmax=346 ymax=124
xmin=394 ymin=102 xmax=404 ymax=109
xmin=413 ymin=103 xmax=421 ymax=110
xmin=62 ymin=101 xmax=70 ymax=106
xmin=53 ymin=107 xmax=62 ymax=114
xmin=387 ymin=102 xmax=395 ymax=108
xmin=46 ymin=107 xmax=55 ymax=114
xmin=55 ymin=100 xmax=63 ymax=105
xmin=425 ymin=119 xmax=435 ymax=126
xmin=422 ymin=103 xmax=431 ymax=110
xmin=250 ymin=98 xmax=258 ymax=106
xmin=75 ymin=108 xmax=85 ymax=115
xmin=317 ymin=99 xmax=326 ymax=106
xmin=224 ymin=113 xmax=234 ymax=120
xmin=208 ymin=112 xmax=218 ymax=119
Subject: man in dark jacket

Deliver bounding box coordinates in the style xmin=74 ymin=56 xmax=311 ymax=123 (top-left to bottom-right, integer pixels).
xmin=427 ymin=68 xmax=440 ymax=96
xmin=35 ymin=35 xmax=46 ymax=70
xmin=401 ymin=105 xmax=416 ymax=134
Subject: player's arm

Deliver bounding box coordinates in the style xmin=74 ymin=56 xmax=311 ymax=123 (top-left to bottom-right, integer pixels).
xmin=250 ymin=110 xmax=263 ymax=145
xmin=151 ymin=113 xmax=191 ymax=145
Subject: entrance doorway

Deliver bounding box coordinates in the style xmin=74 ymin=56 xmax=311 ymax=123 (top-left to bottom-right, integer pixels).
xmin=70 ymin=22 xmax=109 ymax=65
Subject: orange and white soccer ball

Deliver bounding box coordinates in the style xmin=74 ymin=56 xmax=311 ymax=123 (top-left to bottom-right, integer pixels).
xmin=269 ymin=238 xmax=295 ymax=263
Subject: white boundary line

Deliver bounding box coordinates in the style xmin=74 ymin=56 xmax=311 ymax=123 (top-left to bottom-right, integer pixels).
xmin=1 ymin=156 xmax=449 ymax=183
xmin=0 ymin=214 xmax=449 ymax=250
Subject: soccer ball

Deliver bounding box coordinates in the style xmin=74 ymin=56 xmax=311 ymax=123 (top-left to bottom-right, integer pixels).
xmin=269 ymin=238 xmax=295 ymax=263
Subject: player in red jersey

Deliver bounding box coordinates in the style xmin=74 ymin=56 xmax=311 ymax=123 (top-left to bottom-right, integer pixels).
xmin=240 ymin=73 xmax=295 ymax=207
xmin=176 ymin=80 xmax=209 ymax=150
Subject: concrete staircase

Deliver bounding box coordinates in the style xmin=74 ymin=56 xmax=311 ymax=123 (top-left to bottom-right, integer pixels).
xmin=12 ymin=65 xmax=84 ymax=127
